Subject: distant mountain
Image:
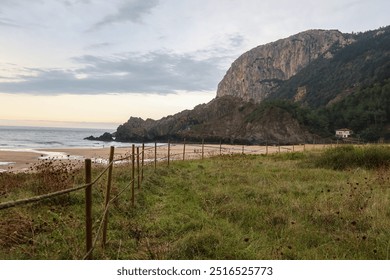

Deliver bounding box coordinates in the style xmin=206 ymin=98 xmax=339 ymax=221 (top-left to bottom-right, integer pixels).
xmin=89 ymin=26 xmax=390 ymax=144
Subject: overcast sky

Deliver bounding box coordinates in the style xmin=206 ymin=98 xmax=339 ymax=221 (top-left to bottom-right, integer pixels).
xmin=0 ymin=0 xmax=388 ymax=129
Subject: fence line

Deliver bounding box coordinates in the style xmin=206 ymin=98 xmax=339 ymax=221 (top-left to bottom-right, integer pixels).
xmin=0 ymin=159 xmax=115 ymax=211
xmin=0 ymin=138 xmax=362 ymax=259
xmin=84 ymin=158 xmax=93 ymax=259
xmin=102 ymin=146 xmax=115 ymax=249
xmin=84 ymin=173 xmax=136 ymax=260
xmin=0 ymin=143 xmax=146 ymax=259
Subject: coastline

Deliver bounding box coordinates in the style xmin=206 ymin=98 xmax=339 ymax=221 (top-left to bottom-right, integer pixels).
xmin=0 ymin=146 xmax=132 ymax=173
xmin=0 ymin=143 xmax=315 ymax=173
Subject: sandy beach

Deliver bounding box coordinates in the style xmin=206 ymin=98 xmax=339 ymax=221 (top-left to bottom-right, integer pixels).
xmin=0 ymin=147 xmax=131 ymax=173
xmin=0 ymin=143 xmax=320 ymax=173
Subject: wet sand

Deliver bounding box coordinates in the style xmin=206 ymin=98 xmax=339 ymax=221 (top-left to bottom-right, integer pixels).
xmin=0 ymin=150 xmax=43 ymax=172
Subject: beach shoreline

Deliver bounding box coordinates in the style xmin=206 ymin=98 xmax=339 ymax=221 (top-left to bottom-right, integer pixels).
xmin=0 ymin=143 xmax=318 ymax=173
xmin=0 ymin=146 xmax=132 ymax=173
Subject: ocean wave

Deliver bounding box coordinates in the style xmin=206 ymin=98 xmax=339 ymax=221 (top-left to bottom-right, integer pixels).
xmin=0 ymin=126 xmax=139 ymax=150
xmin=35 ymin=141 xmax=64 ymax=145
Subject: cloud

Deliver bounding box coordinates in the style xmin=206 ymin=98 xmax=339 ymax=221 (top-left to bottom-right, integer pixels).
xmin=85 ymin=42 xmax=114 ymax=50
xmin=228 ymin=34 xmax=245 ymax=48
xmin=0 ymin=16 xmax=20 ymax=28
xmin=58 ymin=0 xmax=92 ymax=6
xmin=91 ymin=0 xmax=159 ymax=30
xmin=0 ymin=50 xmax=228 ymax=95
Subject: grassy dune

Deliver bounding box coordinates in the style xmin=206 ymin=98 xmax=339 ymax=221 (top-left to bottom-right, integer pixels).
xmin=0 ymin=145 xmax=389 ymax=259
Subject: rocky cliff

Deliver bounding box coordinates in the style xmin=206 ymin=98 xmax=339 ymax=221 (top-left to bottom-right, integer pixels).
xmin=216 ymin=30 xmax=353 ymax=103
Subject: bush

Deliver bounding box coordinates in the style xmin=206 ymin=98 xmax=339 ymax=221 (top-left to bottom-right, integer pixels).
xmin=314 ymin=145 xmax=390 ymax=170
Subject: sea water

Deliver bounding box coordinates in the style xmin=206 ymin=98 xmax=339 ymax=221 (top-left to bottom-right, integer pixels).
xmin=0 ymin=126 xmax=135 ymax=170
xmin=0 ymin=126 xmax=128 ymax=150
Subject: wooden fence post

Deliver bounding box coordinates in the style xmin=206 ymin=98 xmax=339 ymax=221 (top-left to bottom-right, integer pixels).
xmin=141 ymin=143 xmax=144 ymax=182
xmin=219 ymin=140 xmax=222 ymax=155
xmin=84 ymin=159 xmax=93 ymax=259
xmin=201 ymin=139 xmax=204 ymax=160
xmin=266 ymin=141 xmax=268 ymax=155
xmin=102 ymin=146 xmax=114 ymax=248
xmin=154 ymin=142 xmax=157 ymax=170
xmin=137 ymin=147 xmax=140 ymax=189
xmin=167 ymin=140 xmax=170 ymax=167
xmin=183 ymin=138 xmax=186 ymax=161
xmin=131 ymin=145 xmax=135 ymax=207
xmin=242 ymin=145 xmax=244 ymax=154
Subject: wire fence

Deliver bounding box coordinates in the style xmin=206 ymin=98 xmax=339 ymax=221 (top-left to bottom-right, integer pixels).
xmin=0 ymin=138 xmax=360 ymax=259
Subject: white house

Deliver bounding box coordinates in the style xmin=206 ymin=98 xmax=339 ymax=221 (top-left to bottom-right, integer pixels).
xmin=335 ymin=128 xmax=353 ymax=138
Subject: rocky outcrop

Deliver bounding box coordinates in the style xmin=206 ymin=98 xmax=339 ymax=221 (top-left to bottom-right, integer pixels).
xmin=216 ymin=30 xmax=353 ymax=103
xmin=84 ymin=132 xmax=113 ymax=141
xmin=101 ymin=96 xmax=314 ymax=144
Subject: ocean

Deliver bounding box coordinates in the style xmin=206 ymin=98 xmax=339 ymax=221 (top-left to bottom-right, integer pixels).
xmin=0 ymin=126 xmax=130 ymax=150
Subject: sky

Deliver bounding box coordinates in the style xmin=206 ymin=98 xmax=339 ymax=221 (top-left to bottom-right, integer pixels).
xmin=0 ymin=0 xmax=388 ymax=129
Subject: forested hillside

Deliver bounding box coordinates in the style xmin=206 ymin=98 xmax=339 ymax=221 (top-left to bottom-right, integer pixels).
xmin=264 ymin=26 xmax=390 ymax=141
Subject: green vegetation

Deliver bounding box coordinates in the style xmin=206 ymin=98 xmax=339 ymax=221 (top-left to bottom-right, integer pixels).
xmin=247 ymin=78 xmax=390 ymax=141
xmin=273 ymin=26 xmax=390 ymax=108
xmin=326 ymin=80 xmax=390 ymax=141
xmin=314 ymin=145 xmax=390 ymax=170
xmin=246 ymin=100 xmax=331 ymax=137
xmin=262 ymin=26 xmax=390 ymax=141
xmin=1 ymin=146 xmax=390 ymax=259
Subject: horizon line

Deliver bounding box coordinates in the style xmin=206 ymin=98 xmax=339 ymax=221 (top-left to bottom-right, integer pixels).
xmin=0 ymin=119 xmax=119 ymax=130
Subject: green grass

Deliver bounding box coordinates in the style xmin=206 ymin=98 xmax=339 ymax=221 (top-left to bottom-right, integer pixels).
xmin=313 ymin=145 xmax=390 ymax=170
xmin=1 ymin=147 xmax=390 ymax=259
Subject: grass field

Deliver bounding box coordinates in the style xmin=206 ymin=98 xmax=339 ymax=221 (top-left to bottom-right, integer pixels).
xmin=0 ymin=145 xmax=389 ymax=259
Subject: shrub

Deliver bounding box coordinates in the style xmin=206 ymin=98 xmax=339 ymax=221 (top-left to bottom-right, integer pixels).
xmin=314 ymin=145 xmax=390 ymax=170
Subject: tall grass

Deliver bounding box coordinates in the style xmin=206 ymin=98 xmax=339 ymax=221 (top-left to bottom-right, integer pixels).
xmin=313 ymin=145 xmax=390 ymax=170
xmin=1 ymin=147 xmax=389 ymax=259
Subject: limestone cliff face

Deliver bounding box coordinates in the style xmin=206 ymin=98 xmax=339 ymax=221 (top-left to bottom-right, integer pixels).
xmin=216 ymin=30 xmax=352 ymax=103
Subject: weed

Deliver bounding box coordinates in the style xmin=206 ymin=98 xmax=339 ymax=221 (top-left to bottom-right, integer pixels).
xmin=31 ymin=160 xmax=78 ymax=194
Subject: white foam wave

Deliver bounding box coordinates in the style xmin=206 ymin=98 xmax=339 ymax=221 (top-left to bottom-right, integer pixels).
xmin=0 ymin=161 xmax=15 ymax=166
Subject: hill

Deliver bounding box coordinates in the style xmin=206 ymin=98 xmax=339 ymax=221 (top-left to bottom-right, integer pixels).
xmin=270 ymin=27 xmax=390 ymax=108
xmin=88 ymin=26 xmax=390 ymax=143
xmin=112 ymin=96 xmax=313 ymax=144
